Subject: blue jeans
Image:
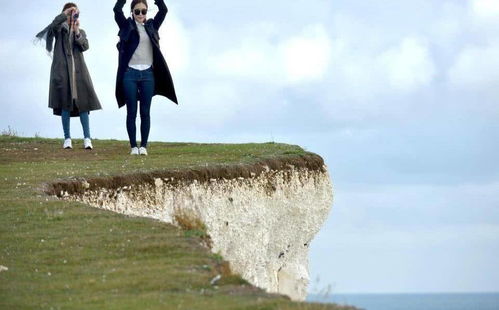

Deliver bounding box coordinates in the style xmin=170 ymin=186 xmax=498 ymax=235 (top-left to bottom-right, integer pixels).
xmin=123 ymin=67 xmax=155 ymax=148
xmin=61 ymin=109 xmax=90 ymax=139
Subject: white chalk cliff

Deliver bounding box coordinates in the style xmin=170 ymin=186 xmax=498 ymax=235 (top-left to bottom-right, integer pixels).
xmin=58 ymin=158 xmax=333 ymax=301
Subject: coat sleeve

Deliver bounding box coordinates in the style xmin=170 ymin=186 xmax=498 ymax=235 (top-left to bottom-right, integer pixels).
xmin=74 ymin=29 xmax=89 ymax=52
xmin=152 ymin=0 xmax=168 ymax=30
xmin=114 ymin=0 xmax=127 ymax=29
xmin=35 ymin=12 xmax=68 ymax=53
xmin=50 ymin=12 xmax=68 ymax=32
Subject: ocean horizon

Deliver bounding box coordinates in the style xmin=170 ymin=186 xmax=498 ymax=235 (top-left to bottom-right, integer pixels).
xmin=307 ymin=292 xmax=499 ymax=310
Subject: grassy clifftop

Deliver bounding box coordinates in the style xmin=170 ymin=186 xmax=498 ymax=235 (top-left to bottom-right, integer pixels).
xmin=0 ymin=136 xmax=354 ymax=310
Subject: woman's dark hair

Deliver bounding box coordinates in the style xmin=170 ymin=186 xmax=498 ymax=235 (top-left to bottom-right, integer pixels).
xmin=62 ymin=2 xmax=77 ymax=12
xmin=131 ymin=0 xmax=148 ymax=11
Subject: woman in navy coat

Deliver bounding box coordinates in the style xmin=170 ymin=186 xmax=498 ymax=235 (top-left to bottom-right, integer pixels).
xmin=114 ymin=0 xmax=178 ymax=155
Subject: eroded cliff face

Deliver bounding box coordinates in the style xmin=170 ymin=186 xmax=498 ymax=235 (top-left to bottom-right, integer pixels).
xmin=48 ymin=155 xmax=333 ymax=301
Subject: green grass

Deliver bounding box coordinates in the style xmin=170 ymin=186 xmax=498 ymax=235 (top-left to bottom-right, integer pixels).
xmin=0 ymin=135 xmax=356 ymax=310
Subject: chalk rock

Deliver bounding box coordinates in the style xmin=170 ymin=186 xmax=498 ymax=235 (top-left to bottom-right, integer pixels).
xmin=65 ymin=164 xmax=333 ymax=301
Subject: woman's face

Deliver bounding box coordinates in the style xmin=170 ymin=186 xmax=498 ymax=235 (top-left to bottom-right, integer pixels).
xmin=132 ymin=3 xmax=148 ymax=24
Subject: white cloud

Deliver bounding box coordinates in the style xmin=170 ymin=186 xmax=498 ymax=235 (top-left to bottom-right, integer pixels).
xmin=208 ymin=23 xmax=332 ymax=84
xmin=204 ymin=18 xmax=434 ymax=104
xmin=181 ymin=80 xmax=242 ymax=125
xmin=159 ymin=15 xmax=191 ymax=74
xmin=210 ymin=36 xmax=279 ymax=80
xmin=428 ymin=2 xmax=467 ymax=50
xmin=438 ymin=0 xmax=499 ymax=109
xmin=320 ymin=32 xmax=436 ymax=121
xmin=468 ymin=0 xmax=499 ymax=37
xmin=381 ymin=37 xmax=436 ymax=92
xmin=281 ymin=25 xmax=332 ymax=83
xmin=471 ymin=0 xmax=499 ymax=19
xmin=448 ymin=43 xmax=499 ymax=91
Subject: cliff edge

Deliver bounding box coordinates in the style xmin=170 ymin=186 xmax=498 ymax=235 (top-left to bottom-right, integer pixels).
xmin=48 ymin=153 xmax=333 ymax=301
xmin=1 ymin=136 xmax=348 ymax=309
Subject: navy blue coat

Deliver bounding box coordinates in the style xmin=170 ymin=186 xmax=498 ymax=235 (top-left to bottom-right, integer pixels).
xmin=114 ymin=0 xmax=178 ymax=107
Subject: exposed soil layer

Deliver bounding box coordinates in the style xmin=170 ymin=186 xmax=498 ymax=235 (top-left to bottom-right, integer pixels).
xmin=45 ymin=153 xmax=326 ymax=197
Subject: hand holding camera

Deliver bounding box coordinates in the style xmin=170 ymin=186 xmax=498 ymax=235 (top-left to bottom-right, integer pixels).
xmin=64 ymin=7 xmax=77 ymax=17
xmin=64 ymin=7 xmax=81 ymax=34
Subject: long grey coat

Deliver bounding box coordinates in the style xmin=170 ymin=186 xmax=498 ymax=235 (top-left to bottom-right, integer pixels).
xmin=42 ymin=13 xmax=101 ymax=116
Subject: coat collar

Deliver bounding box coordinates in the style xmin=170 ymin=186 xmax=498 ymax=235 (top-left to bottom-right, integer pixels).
xmin=127 ymin=17 xmax=153 ymax=31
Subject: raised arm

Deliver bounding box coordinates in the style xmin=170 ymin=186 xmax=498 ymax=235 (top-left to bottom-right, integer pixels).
xmin=152 ymin=0 xmax=168 ymax=30
xmin=114 ymin=0 xmax=127 ymax=29
xmin=50 ymin=12 xmax=68 ymax=32
xmin=52 ymin=7 xmax=78 ymax=31
xmin=35 ymin=12 xmax=69 ymax=52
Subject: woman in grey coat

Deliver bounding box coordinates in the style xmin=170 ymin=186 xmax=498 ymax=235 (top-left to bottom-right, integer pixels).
xmin=36 ymin=2 xmax=102 ymax=150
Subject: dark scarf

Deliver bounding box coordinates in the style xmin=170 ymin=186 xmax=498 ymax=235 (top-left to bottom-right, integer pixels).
xmin=36 ymin=20 xmax=70 ymax=53
xmin=35 ymin=24 xmax=56 ymax=53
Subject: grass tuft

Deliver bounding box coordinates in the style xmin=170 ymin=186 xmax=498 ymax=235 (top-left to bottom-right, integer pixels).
xmin=1 ymin=126 xmax=18 ymax=137
xmin=173 ymin=208 xmax=213 ymax=249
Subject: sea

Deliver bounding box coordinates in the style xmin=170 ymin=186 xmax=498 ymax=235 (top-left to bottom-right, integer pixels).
xmin=307 ymin=293 xmax=499 ymax=310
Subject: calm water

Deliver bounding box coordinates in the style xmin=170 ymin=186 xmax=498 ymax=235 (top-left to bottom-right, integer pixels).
xmin=307 ymin=293 xmax=499 ymax=310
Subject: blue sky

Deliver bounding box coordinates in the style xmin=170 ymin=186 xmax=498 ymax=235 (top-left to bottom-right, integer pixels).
xmin=1 ymin=0 xmax=498 ymax=294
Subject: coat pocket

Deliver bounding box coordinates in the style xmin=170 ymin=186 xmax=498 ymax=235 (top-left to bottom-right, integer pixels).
xmin=51 ymin=74 xmax=64 ymax=90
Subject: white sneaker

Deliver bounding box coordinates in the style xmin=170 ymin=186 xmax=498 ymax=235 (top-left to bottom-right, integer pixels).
xmin=139 ymin=147 xmax=148 ymax=156
xmin=130 ymin=147 xmax=139 ymax=155
xmin=84 ymin=138 xmax=93 ymax=150
xmin=63 ymin=138 xmax=72 ymax=149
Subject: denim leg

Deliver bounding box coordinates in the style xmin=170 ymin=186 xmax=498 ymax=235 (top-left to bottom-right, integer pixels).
xmin=61 ymin=109 xmax=71 ymax=139
xmin=79 ymin=112 xmax=91 ymax=139
xmin=138 ymin=70 xmax=155 ymax=148
xmin=123 ymin=70 xmax=139 ymax=148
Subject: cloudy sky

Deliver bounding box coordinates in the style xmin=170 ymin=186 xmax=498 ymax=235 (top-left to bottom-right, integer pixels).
xmin=1 ymin=0 xmax=498 ymax=294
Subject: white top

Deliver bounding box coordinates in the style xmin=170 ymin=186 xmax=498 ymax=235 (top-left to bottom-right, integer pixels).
xmin=128 ymin=21 xmax=153 ymax=70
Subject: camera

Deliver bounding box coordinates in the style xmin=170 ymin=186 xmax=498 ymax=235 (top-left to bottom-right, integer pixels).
xmin=73 ymin=13 xmax=79 ymax=20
